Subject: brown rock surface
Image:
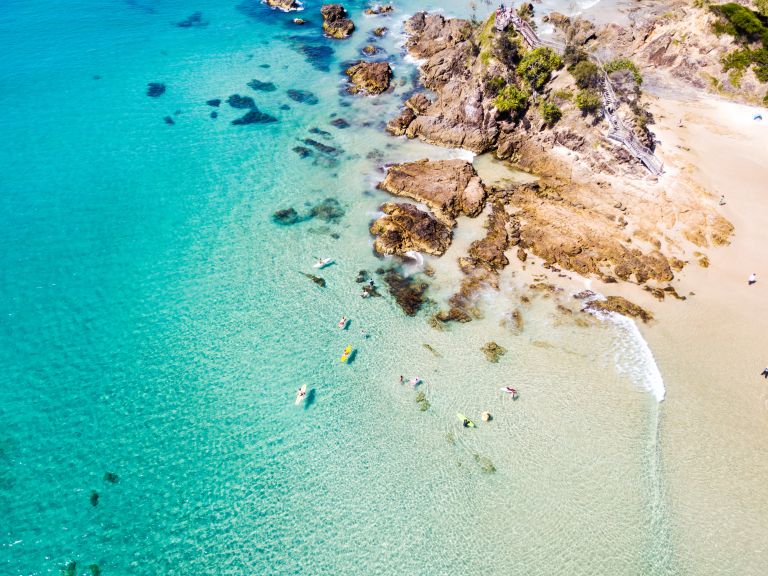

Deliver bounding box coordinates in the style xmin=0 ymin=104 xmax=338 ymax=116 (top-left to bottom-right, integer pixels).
xmin=321 ymin=4 xmax=355 ymax=38
xmin=345 ymin=61 xmax=392 ymax=95
xmin=265 ymin=0 xmax=302 ymax=11
xmin=370 ymin=203 xmax=452 ymax=256
xmin=584 ymin=296 xmax=653 ymax=323
xmin=378 ymin=159 xmax=486 ymax=224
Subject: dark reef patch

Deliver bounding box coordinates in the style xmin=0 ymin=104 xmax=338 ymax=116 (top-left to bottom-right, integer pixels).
xmin=227 ymin=94 xmax=256 ymax=109
xmin=176 ymin=12 xmax=207 ymax=27
xmin=146 ymin=82 xmax=166 ymax=97
xmin=378 ymin=267 xmax=429 ymax=316
xmin=310 ymin=197 xmax=345 ymax=222
xmin=163 ymin=115 xmax=175 ymax=125
xmin=248 ymin=79 xmax=277 ymax=92
xmin=330 ymin=117 xmax=350 ymax=129
xmin=232 ymin=108 xmax=277 ymax=125
xmin=292 ymin=146 xmax=313 ymax=158
xmin=287 ymin=89 xmax=319 ymax=105
xmin=302 ymin=138 xmax=340 ymax=155
xmin=206 ymin=98 xmax=222 ymax=107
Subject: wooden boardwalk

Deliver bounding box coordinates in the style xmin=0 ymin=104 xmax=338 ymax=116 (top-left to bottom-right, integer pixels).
xmin=494 ymin=6 xmax=663 ymax=176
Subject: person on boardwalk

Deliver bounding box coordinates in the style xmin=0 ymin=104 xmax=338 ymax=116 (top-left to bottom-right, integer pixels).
xmin=748 ymin=273 xmax=757 ymax=285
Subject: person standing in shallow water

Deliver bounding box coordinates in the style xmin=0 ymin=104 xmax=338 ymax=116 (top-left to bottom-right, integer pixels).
xmin=748 ymin=273 xmax=757 ymax=285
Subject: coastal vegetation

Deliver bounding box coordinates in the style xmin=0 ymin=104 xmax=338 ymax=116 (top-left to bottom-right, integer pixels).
xmin=493 ymin=84 xmax=528 ymax=114
xmin=517 ymin=47 xmax=563 ymax=91
xmin=603 ymin=58 xmax=643 ymax=85
xmin=539 ymin=100 xmax=562 ymax=125
xmin=574 ymin=89 xmax=601 ymax=114
xmin=709 ymin=2 xmax=768 ymax=99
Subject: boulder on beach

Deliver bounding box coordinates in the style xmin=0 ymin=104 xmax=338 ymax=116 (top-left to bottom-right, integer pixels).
xmin=321 ymin=4 xmax=355 ymax=38
xmin=345 ymin=61 xmax=392 ymax=95
xmin=364 ymin=3 xmax=394 ymax=15
xmin=370 ymin=202 xmax=452 ymax=256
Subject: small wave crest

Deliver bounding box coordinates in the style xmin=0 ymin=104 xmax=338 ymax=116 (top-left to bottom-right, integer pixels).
xmin=584 ymin=295 xmax=666 ymax=402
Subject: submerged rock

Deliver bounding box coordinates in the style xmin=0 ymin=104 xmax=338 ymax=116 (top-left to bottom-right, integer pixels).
xmin=308 ymin=127 xmax=332 ymax=138
xmin=227 ymin=94 xmax=256 ymax=109
xmin=146 ymin=82 xmax=166 ymax=97
xmin=302 ymin=138 xmax=339 ymax=155
xmin=292 ymin=145 xmax=313 ymax=158
xmin=206 ymin=98 xmax=221 ymax=107
xmin=89 ymin=490 xmax=99 ymax=507
xmin=362 ymin=44 xmax=378 ymax=55
xmin=300 ymin=272 xmax=326 ymax=287
xmin=379 ymin=267 xmax=428 ymax=316
xmin=321 ymin=4 xmax=355 ymax=38
xmin=290 ymin=41 xmax=334 ymax=72
xmin=232 ymin=108 xmax=277 ymax=125
xmin=176 ymin=11 xmax=207 ymax=27
xmin=481 ymin=341 xmax=506 ymax=363
xmin=210 ymin=111 xmax=218 ymax=119
xmin=370 ymin=202 xmax=452 ymax=256
xmin=103 ymin=472 xmax=119 ymax=484
xmin=378 ymin=159 xmax=486 ymax=225
xmin=248 ymin=79 xmax=277 ymax=92
xmin=89 ymin=565 xmax=101 ymax=576
xmin=330 ymin=117 xmax=350 ymax=129
xmin=287 ymin=89 xmax=319 ymax=104
xmin=356 ymin=270 xmax=369 ymax=283
xmin=273 ymin=207 xmax=303 ymax=225
xmin=345 ymin=61 xmax=392 ymax=95
xmin=310 ymin=197 xmax=345 ymax=222
xmin=584 ymin=296 xmax=653 ymax=323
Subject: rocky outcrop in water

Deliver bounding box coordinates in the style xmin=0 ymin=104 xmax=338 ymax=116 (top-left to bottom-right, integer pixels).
xmin=370 ymin=202 xmax=452 ymax=256
xmin=345 ymin=61 xmax=392 ymax=95
xmin=378 ymin=159 xmax=485 ymax=225
xmin=265 ymin=0 xmax=302 ymax=12
xmin=379 ymin=267 xmax=429 ymax=316
xmin=321 ymin=4 xmax=355 ymax=38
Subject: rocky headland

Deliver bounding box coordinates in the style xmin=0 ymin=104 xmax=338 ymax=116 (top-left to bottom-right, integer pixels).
xmin=371 ymin=7 xmax=736 ymax=324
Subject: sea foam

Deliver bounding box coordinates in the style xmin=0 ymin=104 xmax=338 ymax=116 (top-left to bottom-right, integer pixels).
xmin=584 ymin=294 xmax=666 ymax=402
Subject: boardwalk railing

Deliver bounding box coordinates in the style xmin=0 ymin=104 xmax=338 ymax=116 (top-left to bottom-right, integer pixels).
xmin=494 ymin=5 xmax=663 ymax=176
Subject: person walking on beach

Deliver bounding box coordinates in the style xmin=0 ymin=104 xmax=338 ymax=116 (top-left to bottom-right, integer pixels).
xmin=399 ymin=375 xmax=404 ymax=384
xmin=761 ymin=367 xmax=768 ymax=379
xmin=748 ymin=273 xmax=757 ymax=285
xmin=719 ymin=195 xmax=726 ymax=206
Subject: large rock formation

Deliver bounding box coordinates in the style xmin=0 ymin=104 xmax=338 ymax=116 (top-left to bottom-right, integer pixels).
xmin=345 ymin=61 xmax=392 ymax=95
xmin=265 ymin=0 xmax=302 ymax=11
xmin=377 ymin=159 xmax=486 ymax=225
xmin=370 ymin=202 xmax=452 ymax=256
xmin=321 ymin=4 xmax=355 ymax=38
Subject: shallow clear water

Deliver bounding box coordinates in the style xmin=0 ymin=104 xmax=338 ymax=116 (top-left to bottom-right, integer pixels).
xmin=0 ymin=0 xmax=682 ymax=574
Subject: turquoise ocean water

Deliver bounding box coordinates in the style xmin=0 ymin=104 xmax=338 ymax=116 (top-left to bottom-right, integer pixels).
xmin=0 ymin=0 xmax=686 ymax=574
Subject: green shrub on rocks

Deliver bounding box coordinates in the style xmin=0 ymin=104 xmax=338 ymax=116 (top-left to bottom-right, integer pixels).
xmin=493 ymin=84 xmax=529 ymax=114
xmin=539 ymin=100 xmax=562 ymax=125
xmin=604 ymin=58 xmax=643 ymax=85
xmin=574 ymin=89 xmax=602 ymax=114
xmin=517 ymin=47 xmax=562 ymax=91
xmin=570 ymin=60 xmax=602 ymax=89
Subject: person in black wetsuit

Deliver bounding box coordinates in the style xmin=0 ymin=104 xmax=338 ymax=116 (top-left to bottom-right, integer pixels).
xmin=761 ymin=367 xmax=768 ymax=379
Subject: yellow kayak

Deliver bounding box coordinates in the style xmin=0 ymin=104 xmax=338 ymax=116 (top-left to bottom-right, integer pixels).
xmin=340 ymin=345 xmax=352 ymax=363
